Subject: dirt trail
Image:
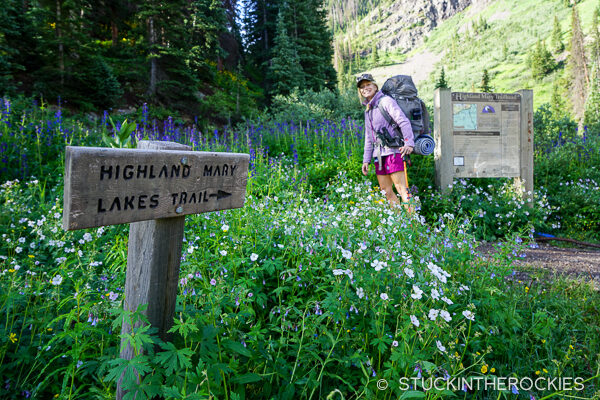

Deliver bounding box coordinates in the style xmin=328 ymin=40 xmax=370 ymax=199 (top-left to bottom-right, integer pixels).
xmin=480 ymin=242 xmax=600 ymax=289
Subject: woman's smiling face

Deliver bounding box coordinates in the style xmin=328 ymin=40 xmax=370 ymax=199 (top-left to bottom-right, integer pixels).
xmin=359 ymin=82 xmax=377 ymax=100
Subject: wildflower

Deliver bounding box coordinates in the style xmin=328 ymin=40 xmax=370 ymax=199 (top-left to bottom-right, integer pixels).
xmin=9 ymin=333 xmax=17 ymax=343
xmin=490 ymin=367 xmax=495 ymax=373
xmin=441 ymin=296 xmax=453 ymax=305
xmin=371 ymin=259 xmax=386 ymax=271
xmin=51 ymin=275 xmax=63 ymax=285
xmin=248 ymin=292 xmax=253 ymax=298
xmin=431 ymin=288 xmax=440 ymax=300
xmin=440 ymin=310 xmax=452 ymax=322
xmin=210 ymin=278 xmax=217 ymax=286
xmin=341 ymin=248 xmax=352 ymax=259
xmin=380 ymin=293 xmax=389 ymax=301
xmin=428 ymin=309 xmax=439 ymax=321
xmin=220 ymin=250 xmax=227 ymax=256
xmin=392 ymin=340 xmax=399 ymax=347
xmin=83 ymin=233 xmax=92 ymax=242
xmin=411 ymin=285 xmax=423 ymax=300
xmin=250 ymin=253 xmax=259 ymax=261
xmin=15 ymin=247 xmax=22 ymax=253
xmin=481 ymin=364 xmax=488 ymax=374
xmin=108 ymin=292 xmax=118 ymax=301
xmin=356 ymin=287 xmax=364 ymax=299
xmin=404 ymin=267 xmax=414 ymax=278
xmin=436 ymin=340 xmax=446 ymax=353
xmin=221 ymin=224 xmax=229 ymax=232
xmin=414 ymin=364 xmax=422 ymax=379
xmin=410 ymin=315 xmax=420 ymax=327
xmin=511 ymin=385 xmax=519 ymax=395
xmin=462 ymin=310 xmax=475 ymax=321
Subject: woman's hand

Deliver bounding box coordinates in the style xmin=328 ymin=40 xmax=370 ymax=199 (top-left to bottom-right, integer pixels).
xmin=400 ymin=146 xmax=414 ymax=158
xmin=362 ymin=163 xmax=369 ymax=176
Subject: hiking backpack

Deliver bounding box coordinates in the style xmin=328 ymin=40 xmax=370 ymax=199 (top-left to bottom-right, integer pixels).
xmin=378 ymin=74 xmax=435 ymax=156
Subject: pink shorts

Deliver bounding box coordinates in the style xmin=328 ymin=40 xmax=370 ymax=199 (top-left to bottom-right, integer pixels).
xmin=375 ymin=154 xmax=405 ymax=175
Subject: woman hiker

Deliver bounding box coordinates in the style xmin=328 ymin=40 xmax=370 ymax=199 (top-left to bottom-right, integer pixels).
xmin=358 ymin=73 xmax=415 ymax=210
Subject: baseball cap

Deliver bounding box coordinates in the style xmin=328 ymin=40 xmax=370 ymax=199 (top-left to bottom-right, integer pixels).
xmin=356 ymin=73 xmax=376 ymax=87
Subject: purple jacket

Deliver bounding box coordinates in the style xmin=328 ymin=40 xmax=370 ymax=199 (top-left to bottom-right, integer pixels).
xmin=362 ymin=90 xmax=415 ymax=164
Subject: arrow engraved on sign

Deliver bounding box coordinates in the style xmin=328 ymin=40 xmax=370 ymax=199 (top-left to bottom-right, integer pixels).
xmin=209 ymin=190 xmax=232 ymax=200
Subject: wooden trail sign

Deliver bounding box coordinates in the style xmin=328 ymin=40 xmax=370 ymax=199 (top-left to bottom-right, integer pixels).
xmin=63 ymin=145 xmax=248 ymax=230
xmin=62 ymin=140 xmax=249 ymax=399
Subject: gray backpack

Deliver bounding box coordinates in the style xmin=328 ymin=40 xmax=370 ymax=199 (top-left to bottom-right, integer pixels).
xmin=380 ymin=75 xmax=430 ymax=135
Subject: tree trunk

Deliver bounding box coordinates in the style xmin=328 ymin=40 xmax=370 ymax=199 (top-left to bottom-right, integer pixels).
xmin=56 ymin=0 xmax=64 ymax=86
xmin=111 ymin=22 xmax=118 ymax=45
xmin=148 ymin=16 xmax=157 ymax=96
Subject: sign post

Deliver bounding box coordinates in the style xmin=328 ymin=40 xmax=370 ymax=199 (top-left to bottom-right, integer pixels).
xmin=434 ymin=89 xmax=534 ymax=205
xmin=62 ymin=140 xmax=249 ymax=398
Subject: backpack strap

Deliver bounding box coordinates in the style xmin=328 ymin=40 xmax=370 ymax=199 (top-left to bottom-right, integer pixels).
xmin=419 ymin=99 xmax=430 ymax=134
xmin=376 ymin=97 xmax=402 ymax=138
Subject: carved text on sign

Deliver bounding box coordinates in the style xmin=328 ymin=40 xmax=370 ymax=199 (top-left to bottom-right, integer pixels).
xmin=63 ymin=147 xmax=249 ymax=230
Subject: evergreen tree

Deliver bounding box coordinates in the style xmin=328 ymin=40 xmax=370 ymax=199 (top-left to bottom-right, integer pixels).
xmin=584 ymin=65 xmax=600 ymax=131
xmin=268 ymin=7 xmax=303 ymax=96
xmin=479 ymin=69 xmax=492 ymax=92
xmin=568 ymin=6 xmax=589 ymax=127
xmin=0 ymin=0 xmax=30 ymax=94
xmin=434 ymin=67 xmax=449 ymax=89
xmin=551 ymin=15 xmax=565 ymax=54
xmin=370 ymin=44 xmax=379 ymax=67
xmin=292 ymin=0 xmax=337 ymax=92
xmin=242 ymin=0 xmax=280 ymax=91
xmin=528 ymin=40 xmax=556 ymax=80
xmin=550 ymin=82 xmax=567 ymax=118
xmin=590 ymin=7 xmax=600 ymax=70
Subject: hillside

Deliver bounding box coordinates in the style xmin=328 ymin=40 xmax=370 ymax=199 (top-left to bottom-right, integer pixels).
xmin=333 ymin=0 xmax=599 ymax=108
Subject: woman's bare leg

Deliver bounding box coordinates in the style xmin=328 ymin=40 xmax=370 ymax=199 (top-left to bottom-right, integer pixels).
xmin=376 ymin=174 xmax=401 ymax=206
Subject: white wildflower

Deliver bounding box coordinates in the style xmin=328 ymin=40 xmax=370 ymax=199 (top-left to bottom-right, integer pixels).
xmin=440 ymin=310 xmax=452 ymax=322
xmin=411 ymin=285 xmax=423 ymax=300
xmin=463 ymin=310 xmax=475 ymax=321
xmin=410 ymin=315 xmax=420 ymax=327
xmin=356 ymin=287 xmax=365 ymax=299
xmin=428 ymin=309 xmax=439 ymax=321
xmin=436 ymin=340 xmax=447 ymax=353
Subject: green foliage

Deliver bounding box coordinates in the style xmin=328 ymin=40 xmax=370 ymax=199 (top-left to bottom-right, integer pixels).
xmin=584 ymin=67 xmax=600 ymax=133
xmin=479 ymin=69 xmax=492 ymax=92
xmin=268 ymin=8 xmax=303 ymax=97
xmin=527 ymin=40 xmax=556 ymax=80
xmin=269 ymin=87 xmax=362 ymax=123
xmin=434 ymin=67 xmax=449 ymax=89
xmin=102 ymin=118 xmax=137 ymax=149
xmin=1 ymin=98 xmax=600 ymax=399
xmin=551 ymin=15 xmax=565 ymax=54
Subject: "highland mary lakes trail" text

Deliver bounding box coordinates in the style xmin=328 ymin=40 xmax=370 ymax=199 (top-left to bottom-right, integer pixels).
xmin=96 ymin=162 xmax=238 ymax=213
